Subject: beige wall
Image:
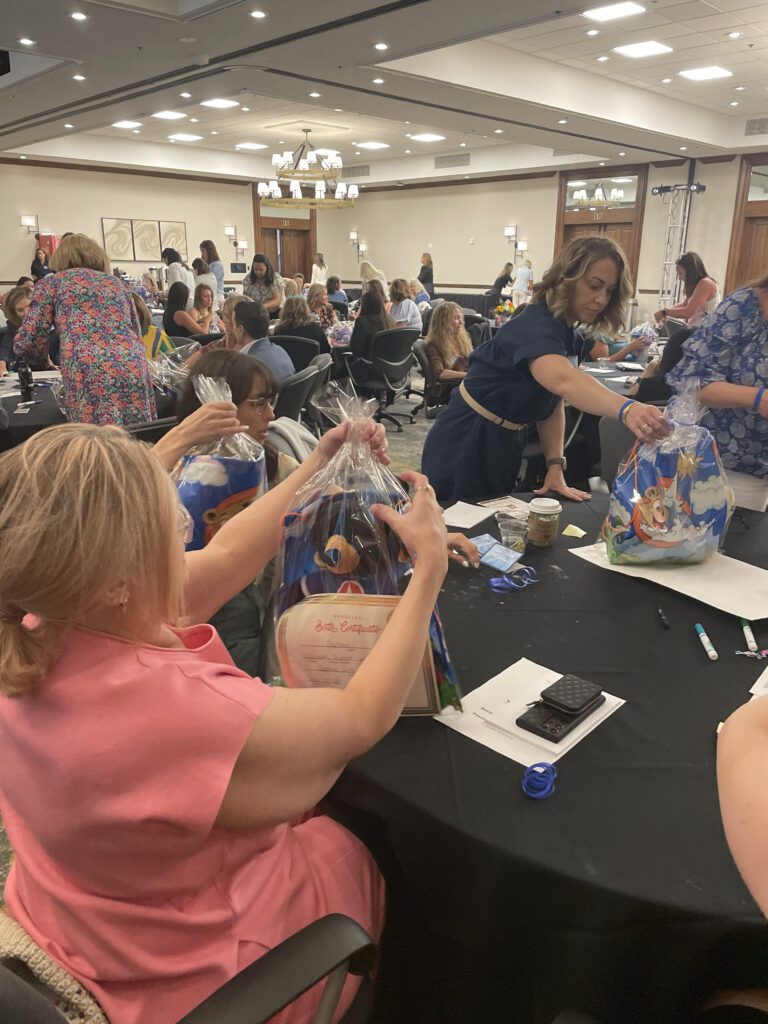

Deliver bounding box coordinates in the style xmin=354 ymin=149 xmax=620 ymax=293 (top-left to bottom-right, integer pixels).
xmin=0 ymin=162 xmax=253 ymax=285
xmin=317 ymin=176 xmax=559 ymax=291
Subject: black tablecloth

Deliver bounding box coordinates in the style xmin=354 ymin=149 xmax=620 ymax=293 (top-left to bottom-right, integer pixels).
xmin=0 ymin=384 xmax=65 ymax=450
xmin=330 ymin=496 xmax=768 ymax=1024
xmin=580 ymin=362 xmax=638 ymax=396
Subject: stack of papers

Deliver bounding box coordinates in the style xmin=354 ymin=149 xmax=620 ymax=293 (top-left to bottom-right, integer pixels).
xmin=443 ymin=501 xmax=492 ymax=529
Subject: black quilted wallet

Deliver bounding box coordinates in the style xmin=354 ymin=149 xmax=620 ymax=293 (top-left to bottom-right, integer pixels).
xmin=540 ymin=674 xmax=603 ymax=716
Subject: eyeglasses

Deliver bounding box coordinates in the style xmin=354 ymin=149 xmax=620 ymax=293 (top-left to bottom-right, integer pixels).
xmin=177 ymin=502 xmax=194 ymax=545
xmin=245 ymin=394 xmax=276 ymax=411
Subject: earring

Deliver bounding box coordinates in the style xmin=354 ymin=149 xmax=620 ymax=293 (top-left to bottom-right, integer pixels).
xmin=120 ymin=595 xmax=129 ymax=614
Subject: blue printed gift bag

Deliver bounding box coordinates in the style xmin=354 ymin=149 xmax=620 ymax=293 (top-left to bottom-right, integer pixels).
xmin=603 ymin=387 xmax=734 ymax=565
xmin=174 ymin=376 xmax=266 ymax=551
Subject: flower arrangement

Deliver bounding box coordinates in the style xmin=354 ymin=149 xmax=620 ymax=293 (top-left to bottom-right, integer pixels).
xmin=494 ymin=300 xmax=515 ymax=317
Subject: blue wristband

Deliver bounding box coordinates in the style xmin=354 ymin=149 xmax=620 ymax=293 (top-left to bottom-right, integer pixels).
xmin=753 ymin=387 xmax=765 ymax=412
xmin=618 ymin=399 xmax=635 ymax=423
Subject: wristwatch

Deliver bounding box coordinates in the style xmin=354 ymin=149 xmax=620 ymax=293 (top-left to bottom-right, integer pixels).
xmin=546 ymin=457 xmax=567 ymax=470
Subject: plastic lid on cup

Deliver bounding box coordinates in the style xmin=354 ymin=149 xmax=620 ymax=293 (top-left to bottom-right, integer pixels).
xmin=529 ymin=497 xmax=563 ymax=515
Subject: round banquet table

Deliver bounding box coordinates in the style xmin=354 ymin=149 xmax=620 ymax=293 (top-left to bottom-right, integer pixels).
xmin=0 ymin=380 xmax=66 ymax=450
xmin=328 ymin=494 xmax=768 ymax=1024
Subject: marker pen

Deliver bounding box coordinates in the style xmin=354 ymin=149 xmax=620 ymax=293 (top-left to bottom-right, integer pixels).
xmin=741 ymin=619 xmax=758 ymax=654
xmin=695 ymin=623 xmax=718 ymax=661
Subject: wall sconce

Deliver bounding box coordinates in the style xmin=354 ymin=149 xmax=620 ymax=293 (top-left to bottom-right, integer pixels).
xmin=20 ymin=214 xmax=38 ymax=234
xmin=350 ymin=229 xmax=366 ymax=260
xmin=504 ymin=224 xmax=517 ymax=244
xmin=223 ymin=224 xmax=237 ymax=238
xmin=358 ymin=241 xmax=368 ymax=258
xmin=236 ymin=239 xmax=248 ymax=254
xmin=514 ymin=239 xmax=528 ymax=260
xmin=349 ymin=229 xmax=358 ymax=243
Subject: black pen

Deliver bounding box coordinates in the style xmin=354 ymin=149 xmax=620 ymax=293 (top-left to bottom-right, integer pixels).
xmin=657 ymin=606 xmax=670 ymax=630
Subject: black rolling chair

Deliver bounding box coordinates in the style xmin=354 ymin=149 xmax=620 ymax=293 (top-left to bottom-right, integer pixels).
xmin=411 ymin=338 xmax=454 ymax=420
xmin=463 ymin=311 xmax=486 ymax=330
xmin=304 ymin=354 xmax=334 ymax=436
xmin=344 ymin=328 xmax=420 ymax=432
xmin=274 ymin=365 xmax=319 ymax=422
xmin=329 ymin=299 xmax=349 ymax=319
xmin=123 ymin=416 xmax=179 ymax=444
xmin=0 ymin=915 xmax=376 ymax=1024
xmin=272 ymin=335 xmax=321 ymax=372
xmin=189 ymin=332 xmax=224 ymax=346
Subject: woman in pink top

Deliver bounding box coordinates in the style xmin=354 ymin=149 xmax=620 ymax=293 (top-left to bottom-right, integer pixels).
xmin=0 ymin=422 xmax=449 ymax=1024
xmin=654 ymin=251 xmax=721 ymax=329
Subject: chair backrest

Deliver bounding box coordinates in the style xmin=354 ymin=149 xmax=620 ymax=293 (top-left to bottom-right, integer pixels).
xmin=463 ymin=311 xmax=486 ymax=329
xmin=271 ymin=335 xmax=321 ymax=372
xmin=189 ymin=332 xmax=224 ymax=346
xmin=412 ymin=338 xmax=436 ymax=387
xmin=599 ymin=416 xmax=634 ymax=487
xmin=123 ymin=415 xmax=179 ymax=444
xmin=369 ymin=328 xmax=420 ymax=386
xmin=0 ymin=963 xmax=69 ymax=1023
xmin=274 ymin=366 xmax=319 ymax=421
xmin=429 ymin=298 xmax=445 ymax=308
xmin=467 ymin=321 xmax=490 ymax=349
xmin=308 ymin=352 xmax=333 ymax=391
xmin=329 ymin=299 xmax=349 ymax=319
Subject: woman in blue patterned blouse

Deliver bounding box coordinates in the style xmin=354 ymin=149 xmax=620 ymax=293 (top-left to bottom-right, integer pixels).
xmin=667 ymin=275 xmax=768 ymax=511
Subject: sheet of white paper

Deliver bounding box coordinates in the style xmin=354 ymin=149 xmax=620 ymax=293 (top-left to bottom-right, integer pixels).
xmin=435 ymin=658 xmax=624 ymax=766
xmin=4 ymin=370 xmax=61 ymax=382
xmin=0 ymin=390 xmax=22 ymax=399
xmin=582 ymin=367 xmax=614 ymax=374
xmin=608 ymin=375 xmax=632 ymax=383
xmin=750 ymin=666 xmax=768 ymax=696
xmin=618 ymin=361 xmax=644 ymax=371
xmin=443 ymin=501 xmax=493 ymax=529
xmin=570 ymin=543 xmax=768 ymax=621
xmin=478 ymin=494 xmax=530 ymax=514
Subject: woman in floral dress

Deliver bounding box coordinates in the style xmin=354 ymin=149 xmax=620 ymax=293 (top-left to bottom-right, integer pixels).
xmin=14 ymin=234 xmax=155 ymax=425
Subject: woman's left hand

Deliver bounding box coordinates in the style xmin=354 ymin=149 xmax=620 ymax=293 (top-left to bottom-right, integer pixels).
xmin=316 ymin=419 xmax=390 ymax=465
xmin=534 ymin=467 xmax=591 ymax=502
xmin=446 ymin=533 xmax=480 ymax=568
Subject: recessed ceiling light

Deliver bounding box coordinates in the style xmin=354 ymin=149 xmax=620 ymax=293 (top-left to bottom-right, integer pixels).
xmin=242 ymin=106 xmax=250 ymax=111
xmin=211 ymin=130 xmax=219 ymax=135
xmin=493 ymin=128 xmax=503 ymax=134
xmin=152 ymin=110 xmax=186 ymax=120
xmin=610 ymin=176 xmax=633 ymax=182
xmin=64 ymin=123 xmax=74 ymax=128
xmin=735 ymin=85 xmax=745 ymax=91
xmin=459 ymin=142 xmax=467 ymax=146
xmin=132 ymin=129 xmax=140 ymax=134
xmin=558 ymin=118 xmax=568 ymax=124
xmin=357 ymin=141 xmax=390 ymax=149
xmin=410 ymin=132 xmax=446 ymax=142
xmin=596 ymin=55 xmax=610 ymax=62
xmin=250 ymin=9 xmax=267 ymax=16
xmin=169 ymin=133 xmax=203 ymax=142
xmin=661 ymin=77 xmax=672 ymax=83
xmin=730 ymin=100 xmax=739 ymax=106
xmin=374 ymin=42 xmax=389 ymax=50
xmin=70 ymin=11 xmax=88 ymax=20
xmin=583 ymin=2 xmax=645 ymax=21
xmin=355 ymin=151 xmax=361 ymax=155
xmin=679 ymin=145 xmax=687 ymax=150
xmin=727 ymin=30 xmax=741 ymax=39
xmin=190 ymin=117 xmax=199 ymax=123
xmin=679 ymin=66 xmax=732 ymax=80
xmin=20 ymin=155 xmax=27 ymax=159
xmin=613 ymin=40 xmax=672 ymax=58
xmin=18 ymin=38 xmax=36 ymax=46
xmin=179 ymin=36 xmax=196 ymax=42
xmin=599 ymin=161 xmax=607 ymax=165
xmin=200 ymin=98 xmax=239 ymax=108
xmin=235 ymin=142 xmax=268 ymax=150
xmin=619 ymin=150 xmax=626 ymax=155
xmin=309 ymin=91 xmax=321 ymax=98
xmin=405 ymin=149 xmax=411 ymax=153
xmin=334 ymin=108 xmax=343 ymax=112
xmin=567 ymin=180 xmax=588 ymax=185
xmin=112 ymin=120 xmax=142 ymax=129
xmin=72 ymin=73 xmax=87 ymax=81
xmin=372 ymin=78 xmax=385 ymax=84
xmin=586 ymin=28 xmax=600 ymax=35
xmin=180 ymin=92 xmax=192 ymax=98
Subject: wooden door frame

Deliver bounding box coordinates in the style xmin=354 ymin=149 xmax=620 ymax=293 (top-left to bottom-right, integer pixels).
xmin=250 ymin=186 xmax=317 ymax=257
xmin=725 ymin=153 xmax=768 ymax=294
xmin=554 ymin=164 xmax=648 ymax=294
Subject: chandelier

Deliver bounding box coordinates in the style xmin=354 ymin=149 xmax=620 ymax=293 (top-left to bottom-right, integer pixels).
xmin=256 ymin=128 xmax=359 ymax=209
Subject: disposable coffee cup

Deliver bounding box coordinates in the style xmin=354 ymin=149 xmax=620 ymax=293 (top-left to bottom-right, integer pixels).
xmin=527 ymin=497 xmax=563 ymax=547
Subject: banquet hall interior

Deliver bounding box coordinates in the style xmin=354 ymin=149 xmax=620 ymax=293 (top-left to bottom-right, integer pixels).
xmin=2 ymin=1 xmax=768 ymax=1023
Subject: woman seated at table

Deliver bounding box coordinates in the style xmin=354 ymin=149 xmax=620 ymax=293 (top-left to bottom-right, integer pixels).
xmin=409 ymin=279 xmax=431 ymax=309
xmin=280 ymin=277 xmax=299 ymax=312
xmin=221 ymin=293 xmax=251 ymax=349
xmin=1 ymin=286 xmax=33 ymax=375
xmin=30 ymin=247 xmax=52 ymax=283
xmin=130 ymin=293 xmax=175 ymax=360
xmin=421 ymin=236 xmax=669 ymax=504
xmin=424 ymin=302 xmax=472 ymax=390
xmin=191 ymin=258 xmax=219 ymax=305
xmin=666 ymin=276 xmax=768 ymax=511
xmin=242 ymin=253 xmax=283 ymax=314
xmin=348 ymin=289 xmax=394 ymax=368
xmin=0 ymin=415 xmax=449 ymax=1024
xmin=141 ymin=273 xmax=160 ymax=303
xmin=306 ymin=283 xmax=338 ymax=332
xmin=389 ymin=278 xmax=423 ymax=331
xmin=192 ymin=283 xmax=222 ymax=335
xmin=14 ymin=233 xmax=155 ymax=425
xmin=275 ymin=296 xmax=330 ymax=353
xmin=326 ymin=275 xmax=348 ymax=305
xmin=163 ymin=282 xmax=203 ymax=340
xmin=654 ymin=251 xmax=720 ymax=328
xmin=583 ymin=325 xmax=650 ymax=363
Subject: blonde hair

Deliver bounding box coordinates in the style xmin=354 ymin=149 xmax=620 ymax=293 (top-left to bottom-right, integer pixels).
xmin=4 ymin=286 xmax=31 ymax=327
xmin=532 ymin=235 xmax=632 ymax=334
xmin=421 ymin=252 xmax=432 ymax=265
xmin=282 ymin=278 xmax=299 ymax=301
xmin=50 ymin=233 xmax=110 ymax=273
xmin=360 ymin=260 xmax=384 ymax=283
xmin=0 ymin=425 xmax=184 ymax=697
xmin=222 ymin=292 xmax=251 ymax=320
xmin=278 ymin=296 xmax=312 ymax=325
xmin=130 ymin=292 xmax=152 ymax=334
xmin=426 ymin=302 xmax=472 ymax=361
xmin=306 ymin=282 xmax=327 ymax=308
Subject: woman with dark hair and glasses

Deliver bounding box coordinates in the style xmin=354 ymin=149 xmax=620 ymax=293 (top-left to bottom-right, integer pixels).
xmin=654 ymin=251 xmax=720 ymax=328
xmin=242 ymin=253 xmax=284 ymax=312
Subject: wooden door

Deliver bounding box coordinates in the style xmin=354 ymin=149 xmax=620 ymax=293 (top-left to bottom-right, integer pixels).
xmin=604 ymin=223 xmax=635 ymax=256
xmin=730 ymin=214 xmax=768 ymax=290
xmin=563 ymin=223 xmax=607 ymax=243
xmin=280 ymin=229 xmax=310 ymax=279
xmin=261 ymin=228 xmax=279 ymax=269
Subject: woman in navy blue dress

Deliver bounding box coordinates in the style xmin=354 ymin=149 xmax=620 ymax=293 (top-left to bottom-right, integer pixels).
xmin=422 ymin=236 xmax=669 ymax=503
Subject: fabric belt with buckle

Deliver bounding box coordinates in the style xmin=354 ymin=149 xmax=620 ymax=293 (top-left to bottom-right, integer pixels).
xmin=459 ymin=382 xmax=526 ymax=431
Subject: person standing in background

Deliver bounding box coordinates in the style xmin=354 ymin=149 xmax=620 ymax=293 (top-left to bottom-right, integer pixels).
xmin=161 ymin=248 xmax=195 ymax=309
xmin=360 ymin=260 xmax=389 ymax=299
xmin=242 ymin=254 xmax=284 ymax=314
xmin=512 ymin=259 xmax=534 ymax=308
xmin=199 ymin=240 xmax=226 ymax=305
xmin=418 ymin=252 xmax=434 ymax=297
xmin=191 ymin=259 xmax=218 ymax=303
xmin=310 ymin=253 xmax=328 ymax=286
xmin=488 ymin=262 xmax=514 ymax=307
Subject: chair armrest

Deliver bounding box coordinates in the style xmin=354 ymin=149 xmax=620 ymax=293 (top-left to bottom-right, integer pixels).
xmin=178 ymin=914 xmax=375 ymax=1024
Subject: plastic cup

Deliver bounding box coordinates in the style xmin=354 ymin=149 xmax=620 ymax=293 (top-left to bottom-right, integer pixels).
xmin=495 ymin=512 xmax=528 ymax=552
xmin=597 ymin=357 xmax=611 ymax=370
xmin=527 ymin=497 xmax=563 ymax=547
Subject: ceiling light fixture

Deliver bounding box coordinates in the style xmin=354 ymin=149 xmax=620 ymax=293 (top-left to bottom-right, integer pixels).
xmin=169 ymin=133 xmax=203 ymax=142
xmin=374 ymin=42 xmax=389 ymax=50
xmin=596 ymin=55 xmax=610 ymax=61
xmin=735 ymin=85 xmax=745 ymax=91
xmin=583 ymin=2 xmax=645 ymax=21
xmin=200 ymin=98 xmax=239 ymax=108
xmin=256 ymin=128 xmax=357 ymax=209
xmin=493 ymin=128 xmax=503 ymax=134
xmin=309 ymin=91 xmax=321 ymax=98
xmin=72 ymin=73 xmax=86 ymax=81
xmin=410 ymin=132 xmax=446 ymax=142
xmin=152 ymin=110 xmax=186 ymax=119
xmin=586 ymin=28 xmax=600 ymax=35
xmin=727 ymin=30 xmax=741 ymax=38
xmin=132 ymin=129 xmax=140 ymax=134
xmin=619 ymin=150 xmax=626 ymax=155
xmin=70 ymin=11 xmax=88 ymax=20
xmin=211 ymin=130 xmax=219 ymax=135
xmin=18 ymin=38 xmax=36 ymax=46
xmin=599 ymin=161 xmax=607 ymax=165
xmin=242 ymin=106 xmax=250 ymax=111
xmin=235 ymin=142 xmax=268 ymax=150
xmin=64 ymin=123 xmax=74 ymax=128
xmin=661 ymin=77 xmax=672 ymax=83
xmin=730 ymin=100 xmax=739 ymax=106
xmin=679 ymin=145 xmax=687 ymax=150
xmin=613 ymin=40 xmax=672 ymax=57
xmin=334 ymin=108 xmax=343 ymax=112
xmin=459 ymin=142 xmax=467 ymax=146
xmin=357 ymin=141 xmax=390 ymax=149
xmin=558 ymin=118 xmax=568 ymax=124
xmin=190 ymin=117 xmax=199 ymax=123
xmin=372 ymin=78 xmax=385 ymax=84
xmin=678 ymin=66 xmax=732 ymax=80
xmin=567 ymin=180 xmax=588 ymax=186
xmin=112 ymin=120 xmax=142 ymax=129
xmin=250 ymin=9 xmax=267 ymax=16
xmin=611 ymin=176 xmax=633 ymax=182
xmin=180 ymin=92 xmax=192 ymax=98
xmin=405 ymin=148 xmax=411 ymax=153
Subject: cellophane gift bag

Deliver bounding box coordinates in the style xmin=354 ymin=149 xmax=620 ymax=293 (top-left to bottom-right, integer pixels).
xmin=149 ymin=341 xmax=201 ymax=397
xmin=274 ymin=383 xmax=461 ymax=714
xmin=603 ymin=384 xmax=734 ymax=565
xmin=173 ymin=375 xmax=266 ymax=551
